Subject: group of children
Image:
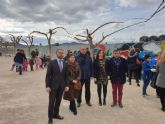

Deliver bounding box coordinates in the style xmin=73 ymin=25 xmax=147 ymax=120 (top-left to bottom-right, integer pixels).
xmin=22 ymin=56 xmax=49 ymax=71
xmin=22 ymin=56 xmax=41 ymax=71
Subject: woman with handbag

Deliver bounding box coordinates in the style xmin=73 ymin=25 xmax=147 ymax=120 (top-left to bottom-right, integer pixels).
xmin=93 ymin=50 xmax=108 ymax=106
xmin=64 ymin=54 xmax=81 ymax=115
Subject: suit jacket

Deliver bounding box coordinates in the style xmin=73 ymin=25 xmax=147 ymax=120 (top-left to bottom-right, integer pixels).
xmin=45 ymin=59 xmax=68 ymax=90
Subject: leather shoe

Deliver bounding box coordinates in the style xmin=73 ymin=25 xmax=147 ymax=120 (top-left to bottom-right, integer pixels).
xmin=48 ymin=119 xmax=53 ymax=124
xmin=86 ymin=102 xmax=92 ymax=107
xmin=99 ymin=100 xmax=102 ymax=106
xmin=161 ymin=108 xmax=165 ymax=112
xmin=111 ymin=103 xmax=117 ymax=107
xmin=73 ymin=111 xmax=77 ymax=115
xmin=53 ymin=115 xmax=64 ymax=120
xmin=119 ymin=104 xmax=123 ymax=108
xmin=77 ymin=103 xmax=81 ymax=107
xmin=103 ymin=99 xmax=106 ymax=106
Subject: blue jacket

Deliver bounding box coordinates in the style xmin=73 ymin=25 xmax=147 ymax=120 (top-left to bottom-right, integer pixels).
xmin=149 ymin=58 xmax=157 ymax=68
xmin=142 ymin=61 xmax=152 ymax=77
xmin=76 ymin=53 xmax=93 ymax=79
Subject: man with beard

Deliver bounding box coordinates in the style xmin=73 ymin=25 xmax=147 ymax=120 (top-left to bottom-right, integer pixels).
xmin=45 ymin=49 xmax=69 ymax=124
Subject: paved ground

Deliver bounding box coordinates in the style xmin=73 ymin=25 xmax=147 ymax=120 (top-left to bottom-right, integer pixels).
xmin=0 ymin=57 xmax=164 ymax=124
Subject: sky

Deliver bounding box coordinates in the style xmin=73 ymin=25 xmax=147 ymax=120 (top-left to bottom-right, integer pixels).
xmin=0 ymin=0 xmax=165 ymax=45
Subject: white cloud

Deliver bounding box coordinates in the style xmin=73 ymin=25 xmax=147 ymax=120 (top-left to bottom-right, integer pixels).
xmin=116 ymin=0 xmax=159 ymax=7
xmin=0 ymin=0 xmax=109 ymax=23
xmin=0 ymin=0 xmax=164 ymax=44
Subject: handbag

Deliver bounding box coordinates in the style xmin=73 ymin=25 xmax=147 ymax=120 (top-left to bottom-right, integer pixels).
xmin=63 ymin=91 xmax=71 ymax=101
xmin=74 ymin=81 xmax=81 ymax=90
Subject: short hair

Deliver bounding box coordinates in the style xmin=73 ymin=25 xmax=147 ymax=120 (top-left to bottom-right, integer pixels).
xmin=144 ymin=54 xmax=151 ymax=60
xmin=113 ymin=49 xmax=120 ymax=53
xmin=154 ymin=54 xmax=158 ymax=57
xmin=56 ymin=49 xmax=64 ymax=53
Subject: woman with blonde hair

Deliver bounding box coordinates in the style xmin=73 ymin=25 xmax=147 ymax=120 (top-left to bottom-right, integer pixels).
xmin=127 ymin=47 xmax=140 ymax=86
xmin=156 ymin=50 xmax=165 ymax=112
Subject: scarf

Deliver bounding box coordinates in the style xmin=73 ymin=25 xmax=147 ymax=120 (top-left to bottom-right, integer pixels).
xmin=68 ymin=62 xmax=79 ymax=78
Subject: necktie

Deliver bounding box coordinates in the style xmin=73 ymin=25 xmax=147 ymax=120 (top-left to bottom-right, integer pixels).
xmin=59 ymin=60 xmax=63 ymax=72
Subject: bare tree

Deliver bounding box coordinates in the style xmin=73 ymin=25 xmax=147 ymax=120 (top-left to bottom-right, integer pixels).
xmin=74 ymin=0 xmax=165 ymax=59
xmin=0 ymin=36 xmax=4 ymax=48
xmin=9 ymin=34 xmax=22 ymax=55
xmin=0 ymin=36 xmax=10 ymax=55
xmin=74 ymin=21 xmax=123 ymax=59
xmin=21 ymin=36 xmax=34 ymax=57
xmin=29 ymin=27 xmax=70 ymax=58
xmin=3 ymin=42 xmax=9 ymax=56
xmin=145 ymin=0 xmax=165 ymax=22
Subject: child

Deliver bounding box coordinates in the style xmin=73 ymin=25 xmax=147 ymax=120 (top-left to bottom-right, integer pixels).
xmin=150 ymin=54 xmax=158 ymax=68
xmin=23 ymin=59 xmax=29 ymax=71
xmin=29 ymin=59 xmax=34 ymax=71
xmin=34 ymin=56 xmax=42 ymax=70
xmin=142 ymin=54 xmax=152 ymax=97
xmin=10 ymin=49 xmax=20 ymax=71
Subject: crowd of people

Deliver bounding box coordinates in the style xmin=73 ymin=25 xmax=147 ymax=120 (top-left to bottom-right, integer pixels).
xmin=45 ymin=47 xmax=165 ymax=124
xmin=10 ymin=46 xmax=165 ymax=124
xmin=11 ymin=49 xmax=50 ymax=75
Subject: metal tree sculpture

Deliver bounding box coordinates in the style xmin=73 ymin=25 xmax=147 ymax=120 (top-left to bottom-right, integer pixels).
xmin=9 ymin=34 xmax=22 ymax=55
xmin=29 ymin=27 xmax=69 ymax=58
xmin=21 ymin=36 xmax=34 ymax=57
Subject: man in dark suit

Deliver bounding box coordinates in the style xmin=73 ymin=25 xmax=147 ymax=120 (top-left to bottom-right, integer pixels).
xmin=45 ymin=49 xmax=69 ymax=124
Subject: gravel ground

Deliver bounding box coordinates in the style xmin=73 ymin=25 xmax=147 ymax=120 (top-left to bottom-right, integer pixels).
xmin=0 ymin=57 xmax=164 ymax=124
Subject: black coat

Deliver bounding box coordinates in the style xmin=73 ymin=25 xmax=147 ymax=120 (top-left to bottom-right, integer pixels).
xmin=108 ymin=57 xmax=127 ymax=84
xmin=93 ymin=59 xmax=108 ymax=79
xmin=14 ymin=52 xmax=26 ymax=64
xmin=45 ymin=59 xmax=68 ymax=90
xmin=127 ymin=54 xmax=138 ymax=70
